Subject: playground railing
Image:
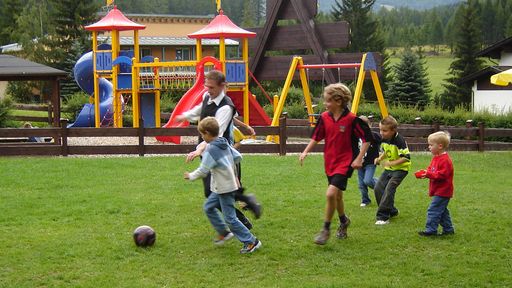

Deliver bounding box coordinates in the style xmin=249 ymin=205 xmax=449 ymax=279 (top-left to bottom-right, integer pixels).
xmin=134 ymin=60 xmax=216 ymax=91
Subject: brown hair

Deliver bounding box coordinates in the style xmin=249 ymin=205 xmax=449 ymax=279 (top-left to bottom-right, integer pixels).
xmin=198 ymin=116 xmax=219 ymax=137
xmin=205 ymin=70 xmax=226 ymax=85
xmin=323 ymin=83 xmax=352 ymax=106
xmin=428 ymin=131 xmax=451 ymax=148
xmin=380 ymin=115 xmax=398 ymax=130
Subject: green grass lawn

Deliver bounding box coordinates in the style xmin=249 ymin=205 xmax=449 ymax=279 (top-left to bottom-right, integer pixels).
xmin=1 ymin=153 xmax=511 ymax=287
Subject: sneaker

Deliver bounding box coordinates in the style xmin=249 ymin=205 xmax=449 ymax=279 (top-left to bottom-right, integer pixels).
xmin=246 ymin=194 xmax=262 ymax=219
xmin=240 ymin=239 xmax=262 ymax=254
xmin=314 ymin=229 xmax=330 ymax=245
xmin=441 ymin=230 xmax=455 ymax=236
xmin=360 ymin=202 xmax=369 ymax=207
xmin=336 ymin=217 xmax=351 ymax=239
xmin=390 ymin=209 xmax=400 ymax=218
xmin=418 ymin=231 xmax=438 ymax=237
xmin=375 ymin=220 xmax=390 ymax=225
xmin=214 ymin=232 xmax=234 ymax=245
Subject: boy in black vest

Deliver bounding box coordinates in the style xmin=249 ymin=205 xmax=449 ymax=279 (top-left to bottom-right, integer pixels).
xmin=176 ymin=70 xmax=261 ymax=229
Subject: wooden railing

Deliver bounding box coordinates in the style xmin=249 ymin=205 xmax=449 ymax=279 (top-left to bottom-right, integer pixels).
xmin=1 ymin=118 xmax=511 ymax=157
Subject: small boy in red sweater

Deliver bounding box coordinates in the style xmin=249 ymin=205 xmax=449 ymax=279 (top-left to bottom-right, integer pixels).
xmin=415 ymin=131 xmax=454 ymax=236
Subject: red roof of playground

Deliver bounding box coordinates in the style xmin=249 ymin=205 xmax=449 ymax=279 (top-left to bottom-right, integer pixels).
xmin=188 ymin=10 xmax=256 ymax=39
xmin=85 ymin=6 xmax=146 ymax=31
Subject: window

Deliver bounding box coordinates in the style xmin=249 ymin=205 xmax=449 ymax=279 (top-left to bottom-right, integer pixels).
xmin=176 ymin=48 xmax=190 ymax=60
xmin=140 ymin=48 xmax=151 ymax=58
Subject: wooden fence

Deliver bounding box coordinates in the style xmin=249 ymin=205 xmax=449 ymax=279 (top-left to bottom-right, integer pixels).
xmin=10 ymin=103 xmax=54 ymax=124
xmin=1 ymin=118 xmax=511 ymax=157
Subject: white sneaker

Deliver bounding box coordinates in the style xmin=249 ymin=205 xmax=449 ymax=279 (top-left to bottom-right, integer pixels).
xmin=360 ymin=203 xmax=368 ymax=207
xmin=375 ymin=220 xmax=390 ymax=225
xmin=214 ymin=232 xmax=234 ymax=245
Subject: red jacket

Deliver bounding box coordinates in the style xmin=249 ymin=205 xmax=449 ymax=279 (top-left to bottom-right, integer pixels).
xmin=426 ymin=152 xmax=454 ymax=198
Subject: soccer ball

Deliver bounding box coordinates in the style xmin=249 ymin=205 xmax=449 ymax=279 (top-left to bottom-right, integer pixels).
xmin=133 ymin=225 xmax=156 ymax=247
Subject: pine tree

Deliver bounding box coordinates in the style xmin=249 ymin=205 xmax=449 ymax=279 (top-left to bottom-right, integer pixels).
xmin=46 ymin=0 xmax=100 ymax=98
xmin=440 ymin=0 xmax=484 ymax=111
xmin=386 ymin=50 xmax=431 ymax=108
xmin=241 ymin=0 xmax=256 ymax=27
xmin=0 ymin=0 xmax=23 ymax=45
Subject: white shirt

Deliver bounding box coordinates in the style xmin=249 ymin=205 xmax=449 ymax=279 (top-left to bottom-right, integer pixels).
xmin=182 ymin=91 xmax=233 ymax=139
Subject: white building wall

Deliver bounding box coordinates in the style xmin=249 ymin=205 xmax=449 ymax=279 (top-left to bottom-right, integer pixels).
xmin=473 ymin=87 xmax=512 ymax=114
xmin=499 ymin=52 xmax=512 ymax=65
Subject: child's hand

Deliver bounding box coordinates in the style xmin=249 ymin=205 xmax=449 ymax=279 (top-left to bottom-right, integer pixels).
xmin=186 ymin=150 xmax=201 ymax=163
xmin=184 ymin=172 xmax=190 ymax=179
xmin=351 ymin=157 xmax=363 ymax=169
xmin=383 ymin=160 xmax=392 ymax=168
xmin=299 ymin=152 xmax=307 ymax=166
xmin=414 ymin=170 xmax=427 ymax=179
xmin=374 ymin=158 xmax=380 ymax=165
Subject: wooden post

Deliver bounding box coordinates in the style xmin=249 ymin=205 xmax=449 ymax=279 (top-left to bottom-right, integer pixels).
xmin=138 ymin=118 xmax=145 ymax=157
xmin=478 ymin=122 xmax=485 ymax=152
xmin=465 ymin=119 xmax=473 ymax=140
xmin=433 ymin=122 xmax=440 ymax=132
xmin=414 ymin=117 xmax=422 ymax=126
xmin=47 ymin=102 xmax=53 ymax=125
xmin=278 ymin=116 xmax=287 ymax=156
xmin=60 ymin=119 xmax=68 ymax=156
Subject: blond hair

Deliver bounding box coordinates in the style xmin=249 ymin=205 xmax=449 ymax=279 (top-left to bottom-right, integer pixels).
xmin=197 ymin=117 xmax=219 ymax=137
xmin=323 ymin=83 xmax=352 ymax=107
xmin=380 ymin=115 xmax=398 ymax=130
xmin=428 ymin=131 xmax=451 ymax=148
xmin=205 ymin=70 xmax=226 ymax=85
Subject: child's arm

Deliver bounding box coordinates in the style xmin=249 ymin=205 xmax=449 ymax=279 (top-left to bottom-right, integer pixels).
xmin=384 ymin=157 xmax=408 ymax=168
xmin=352 ymin=142 xmax=370 ymax=169
xmin=186 ymin=141 xmax=207 ymax=163
xmin=184 ymin=152 xmax=215 ymax=181
xmin=299 ymin=139 xmax=318 ymax=166
xmin=425 ymin=160 xmax=452 ymax=180
xmin=374 ymin=152 xmax=387 ymax=165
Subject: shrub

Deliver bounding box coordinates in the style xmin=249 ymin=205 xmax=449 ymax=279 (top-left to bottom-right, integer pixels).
xmin=0 ymin=97 xmax=13 ymax=128
xmin=62 ymin=92 xmax=90 ymax=123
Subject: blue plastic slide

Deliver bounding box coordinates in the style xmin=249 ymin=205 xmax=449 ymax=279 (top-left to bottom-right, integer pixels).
xmin=67 ymin=51 xmax=113 ymax=127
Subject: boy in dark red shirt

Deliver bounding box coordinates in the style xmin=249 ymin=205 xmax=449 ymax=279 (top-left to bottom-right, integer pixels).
xmin=299 ymin=83 xmax=373 ymax=245
xmin=415 ymin=131 xmax=454 ymax=236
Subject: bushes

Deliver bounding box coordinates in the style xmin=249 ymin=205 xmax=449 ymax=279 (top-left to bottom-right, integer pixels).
xmin=0 ymin=97 xmax=13 ymax=128
xmin=357 ymin=103 xmax=512 ymax=128
xmin=62 ymin=92 xmax=90 ymax=123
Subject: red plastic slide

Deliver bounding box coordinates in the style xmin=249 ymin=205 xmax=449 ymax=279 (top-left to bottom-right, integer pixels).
xmin=156 ymin=57 xmax=222 ymax=143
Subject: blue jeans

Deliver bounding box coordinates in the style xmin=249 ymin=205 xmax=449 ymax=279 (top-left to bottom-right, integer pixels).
xmin=425 ymin=196 xmax=454 ymax=233
xmin=357 ymin=164 xmax=378 ymax=204
xmin=374 ymin=170 xmax=408 ymax=221
xmin=204 ymin=191 xmax=255 ymax=244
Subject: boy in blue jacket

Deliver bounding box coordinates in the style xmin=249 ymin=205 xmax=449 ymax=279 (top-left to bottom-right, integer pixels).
xmin=185 ymin=117 xmax=261 ymax=254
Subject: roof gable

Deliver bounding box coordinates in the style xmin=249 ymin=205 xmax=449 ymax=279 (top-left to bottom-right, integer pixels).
xmin=0 ymin=54 xmax=67 ymax=80
xmin=476 ymin=36 xmax=512 ymax=59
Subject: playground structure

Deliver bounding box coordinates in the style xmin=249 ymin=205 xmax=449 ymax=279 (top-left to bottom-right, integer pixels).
xmin=267 ymin=53 xmax=388 ymax=142
xmin=70 ymin=0 xmax=388 ymax=144
xmin=70 ymin=4 xmax=271 ymax=143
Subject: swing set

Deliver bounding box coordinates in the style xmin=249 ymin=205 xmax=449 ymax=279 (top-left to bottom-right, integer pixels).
xmin=268 ymin=52 xmax=389 ymax=142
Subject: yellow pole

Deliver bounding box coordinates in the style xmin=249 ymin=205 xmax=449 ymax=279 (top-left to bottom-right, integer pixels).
xmin=266 ymin=56 xmax=300 ymax=142
xmin=273 ymin=95 xmax=279 ymax=114
xmin=351 ymin=53 xmax=367 ymax=114
xmin=92 ymin=31 xmax=100 ymax=128
xmin=298 ymin=64 xmax=315 ymax=126
xmin=219 ymin=36 xmax=226 ymax=72
xmin=134 ymin=30 xmax=140 ymax=62
xmin=242 ymin=38 xmax=249 ymax=124
xmin=195 ymin=39 xmax=202 ymax=60
xmin=112 ymin=30 xmax=121 ymax=127
xmin=370 ymin=70 xmax=389 ymax=118
xmin=216 ymin=0 xmax=221 ymax=12
xmin=154 ymin=58 xmax=161 ymax=127
xmin=132 ymin=58 xmax=139 ymax=128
